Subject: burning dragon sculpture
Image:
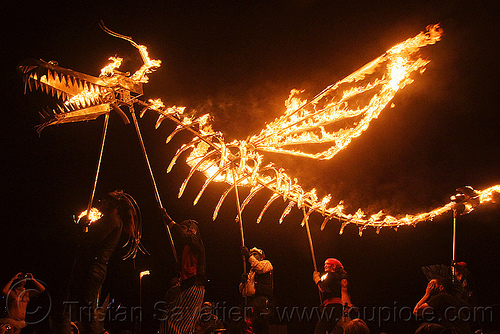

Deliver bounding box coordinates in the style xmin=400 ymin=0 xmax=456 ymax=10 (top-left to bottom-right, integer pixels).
xmin=18 ymin=22 xmax=500 ymax=236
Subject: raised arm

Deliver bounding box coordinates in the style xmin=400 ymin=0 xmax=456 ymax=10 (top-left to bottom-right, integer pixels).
xmin=413 ymin=280 xmax=436 ymax=315
xmin=248 ymin=256 xmax=273 ymax=274
xmin=2 ymin=272 xmax=23 ymax=295
xmin=25 ymin=273 xmax=45 ymax=297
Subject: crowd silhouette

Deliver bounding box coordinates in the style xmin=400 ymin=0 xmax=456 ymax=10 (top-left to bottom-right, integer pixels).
xmin=1 ymin=194 xmax=496 ymax=334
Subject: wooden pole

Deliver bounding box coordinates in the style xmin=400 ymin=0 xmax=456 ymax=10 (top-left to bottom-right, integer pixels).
xmin=130 ymin=107 xmax=178 ymax=264
xmin=303 ymin=209 xmax=322 ymax=303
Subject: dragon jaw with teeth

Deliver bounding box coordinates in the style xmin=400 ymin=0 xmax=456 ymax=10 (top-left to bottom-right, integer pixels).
xmin=18 ymin=57 xmax=147 ymax=132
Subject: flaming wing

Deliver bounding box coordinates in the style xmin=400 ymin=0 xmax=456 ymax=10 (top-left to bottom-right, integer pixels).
xmin=20 ymin=24 xmax=500 ymax=234
xmin=248 ymin=25 xmax=442 ymax=160
xmin=155 ymin=24 xmax=500 ymax=232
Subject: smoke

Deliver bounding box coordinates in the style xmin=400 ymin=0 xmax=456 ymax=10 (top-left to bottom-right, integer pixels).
xmin=192 ymin=81 xmax=293 ymax=141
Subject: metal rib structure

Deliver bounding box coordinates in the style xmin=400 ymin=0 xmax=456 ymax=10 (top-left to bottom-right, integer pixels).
xmin=19 ymin=24 xmax=500 ymax=235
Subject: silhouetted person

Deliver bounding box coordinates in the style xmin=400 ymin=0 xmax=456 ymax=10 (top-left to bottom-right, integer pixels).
xmin=52 ymin=190 xmax=142 ymax=334
xmin=343 ymin=318 xmax=370 ymax=334
xmin=415 ymin=322 xmax=450 ymax=334
xmin=160 ymin=217 xmax=206 ymax=334
xmin=452 ymin=262 xmax=474 ymax=306
xmin=194 ymin=301 xmax=224 ymax=334
xmin=1 ymin=273 xmax=45 ymax=334
xmin=414 ymin=277 xmax=472 ymax=334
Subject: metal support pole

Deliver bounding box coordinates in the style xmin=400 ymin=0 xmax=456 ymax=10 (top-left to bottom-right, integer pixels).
xmin=139 ymin=276 xmax=143 ymax=334
xmin=130 ymin=107 xmax=178 ymax=264
xmin=65 ymin=114 xmax=109 ymax=314
xmin=305 ymin=219 xmax=318 ymax=272
xmin=138 ymin=270 xmax=150 ymax=334
xmin=86 ymin=113 xmax=110 ymax=215
xmin=303 ymin=209 xmax=322 ymax=303
xmin=232 ymin=169 xmax=246 ymax=274
xmin=232 ymin=169 xmax=248 ymax=306
xmin=451 ymin=209 xmax=457 ymax=282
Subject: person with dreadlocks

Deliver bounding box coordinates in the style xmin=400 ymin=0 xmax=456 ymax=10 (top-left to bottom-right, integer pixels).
xmin=52 ymin=190 xmax=143 ymax=334
xmin=160 ymin=214 xmax=206 ymax=334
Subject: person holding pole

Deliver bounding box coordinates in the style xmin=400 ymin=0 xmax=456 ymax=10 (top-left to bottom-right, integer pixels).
xmin=313 ymin=258 xmax=350 ymax=334
xmin=51 ymin=190 xmax=142 ymax=334
xmin=240 ymin=246 xmax=273 ymax=334
xmin=160 ymin=216 xmax=206 ymax=334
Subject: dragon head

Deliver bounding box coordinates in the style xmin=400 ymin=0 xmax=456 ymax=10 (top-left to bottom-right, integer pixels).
xmin=18 ymin=22 xmax=162 ymax=133
xmin=18 ymin=57 xmax=146 ymax=133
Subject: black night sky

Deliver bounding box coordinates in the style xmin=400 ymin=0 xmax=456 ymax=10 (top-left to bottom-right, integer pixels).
xmin=2 ymin=1 xmax=499 ymax=333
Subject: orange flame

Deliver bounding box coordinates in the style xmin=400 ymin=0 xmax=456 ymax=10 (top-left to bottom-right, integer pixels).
xmin=130 ymin=45 xmax=161 ymax=83
xmin=100 ymin=56 xmax=123 ymax=77
xmin=77 ymin=207 xmax=102 ymax=224
xmin=248 ymin=24 xmax=442 ymax=160
xmin=144 ymin=25 xmax=499 ymax=233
